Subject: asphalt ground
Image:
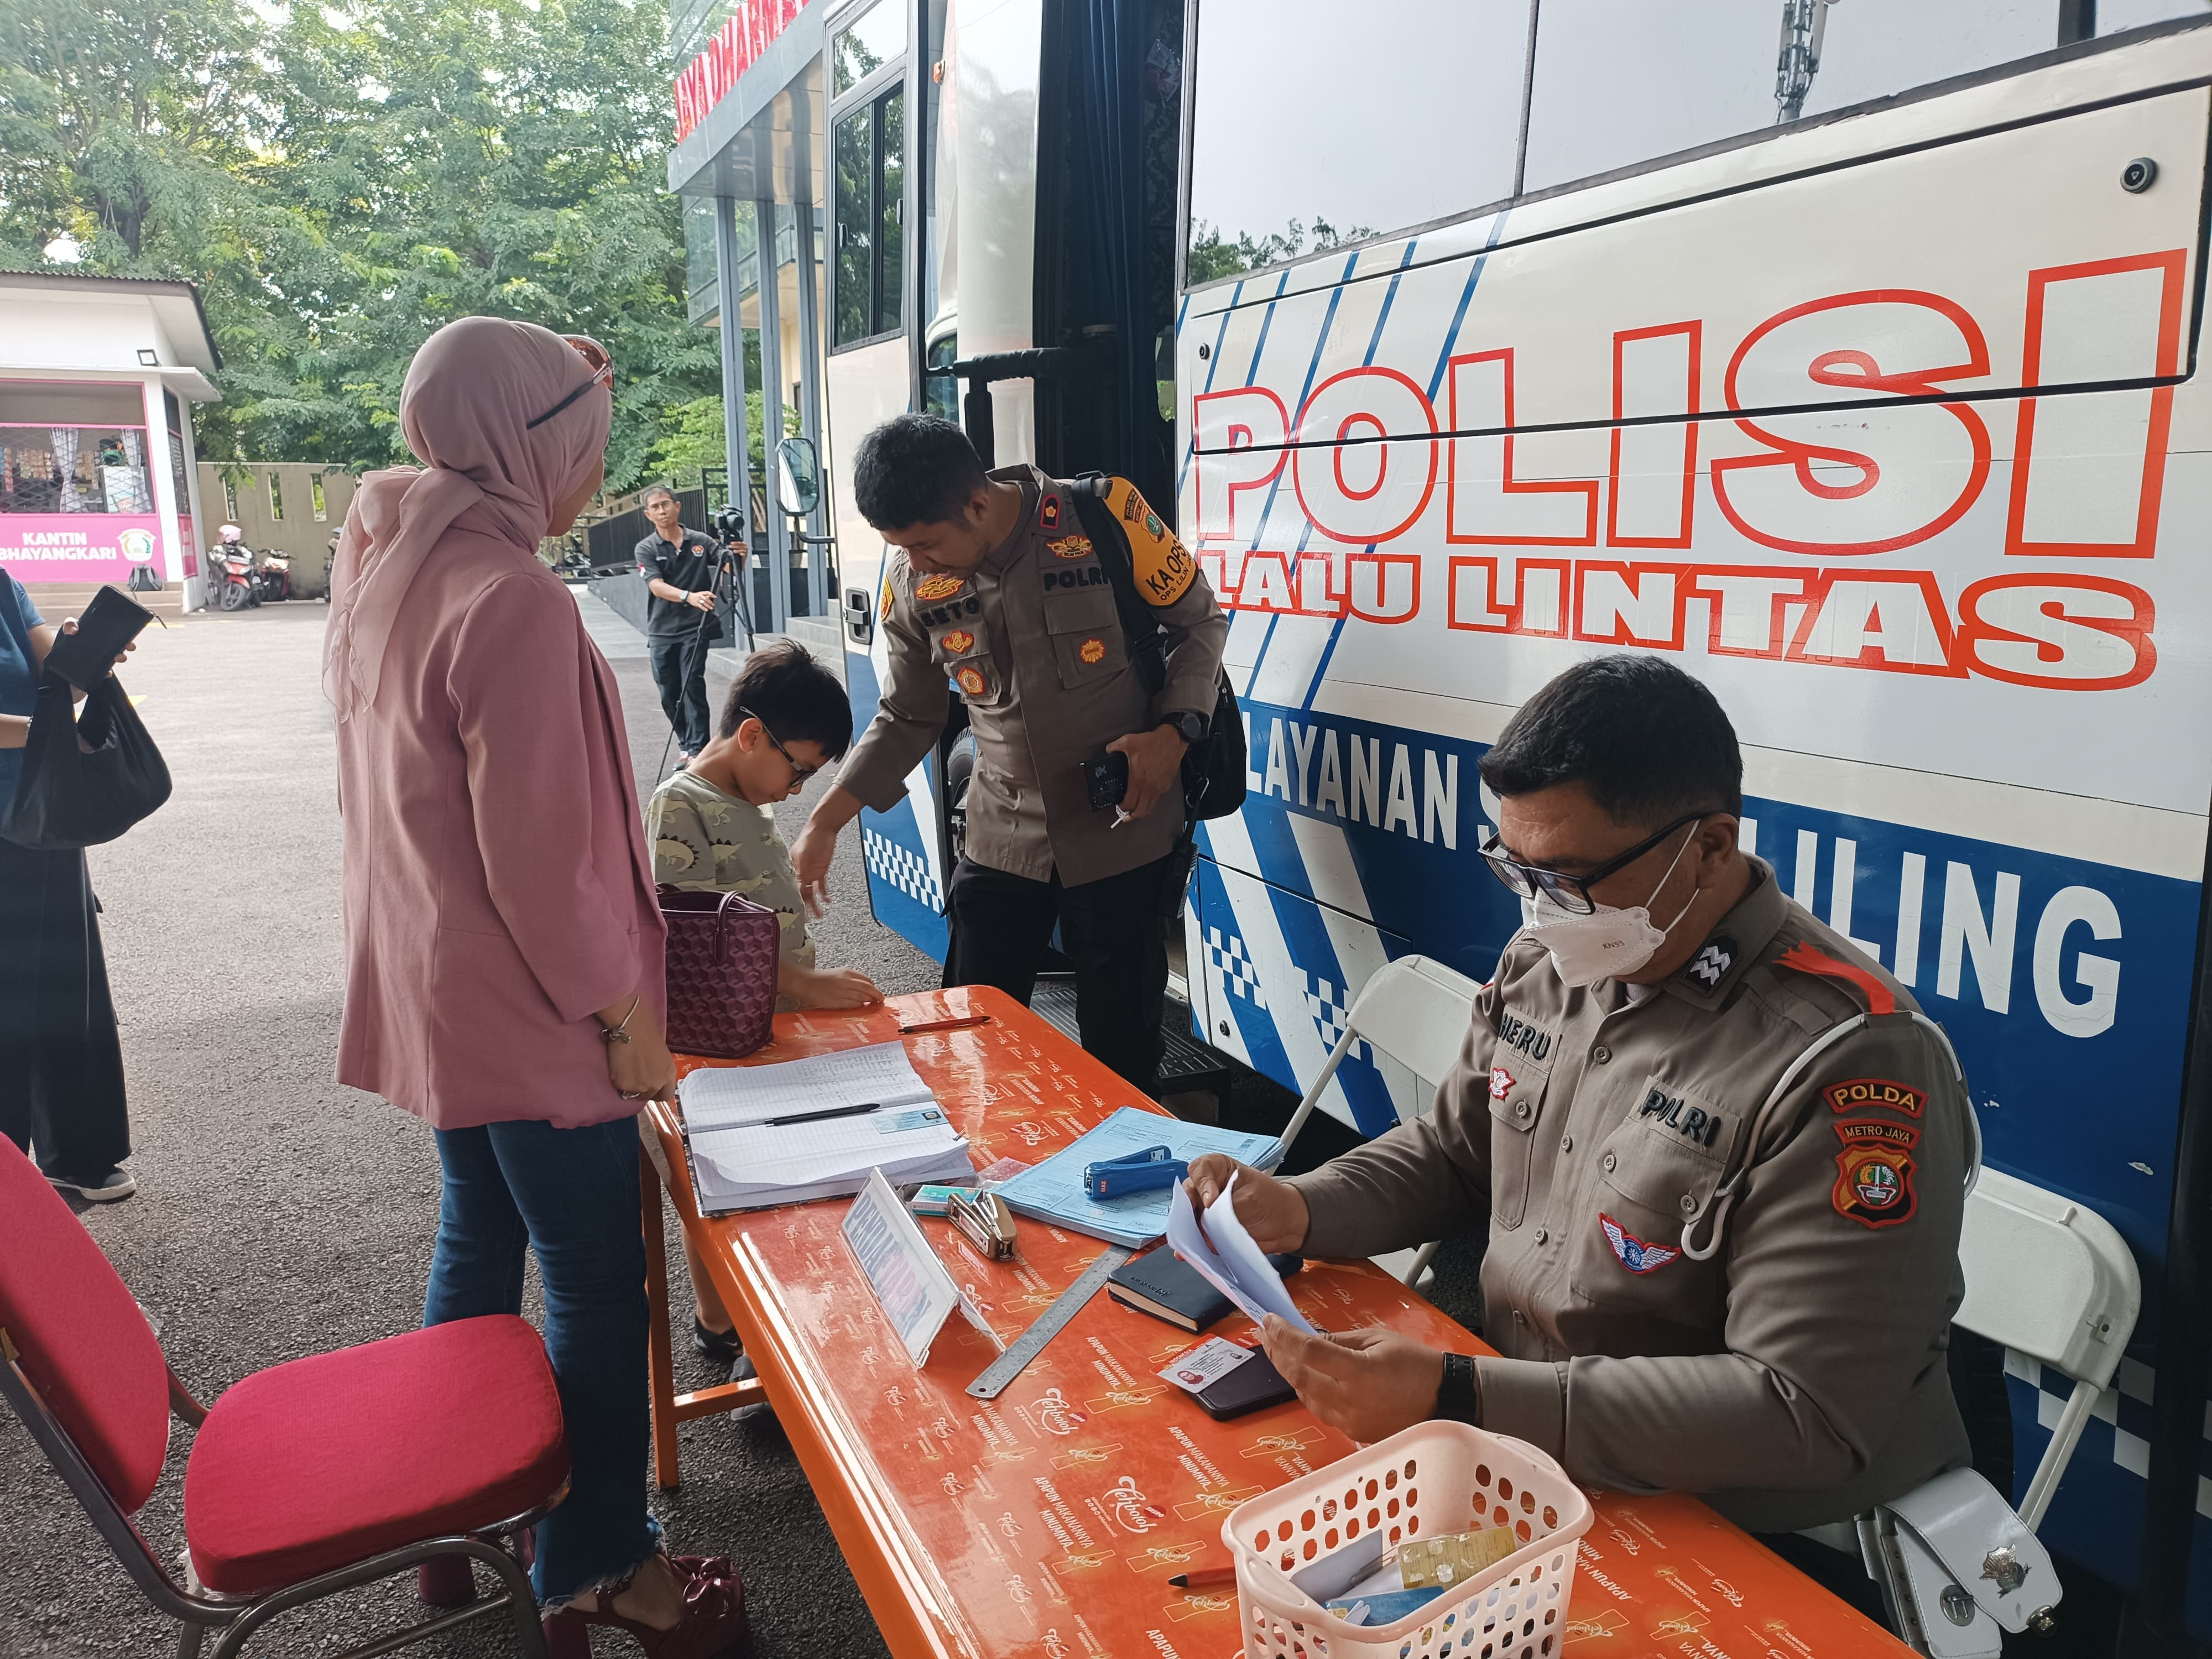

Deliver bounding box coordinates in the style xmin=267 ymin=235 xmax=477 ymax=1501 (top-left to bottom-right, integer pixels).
xmin=0 ymin=588 xmax=1482 ymax=1659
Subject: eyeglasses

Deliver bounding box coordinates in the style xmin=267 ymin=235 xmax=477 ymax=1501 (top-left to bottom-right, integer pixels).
xmin=1478 ymin=810 xmax=1709 ymax=916
xmin=741 ymin=706 xmax=817 ymax=786
xmin=525 ymin=335 xmax=614 ymax=430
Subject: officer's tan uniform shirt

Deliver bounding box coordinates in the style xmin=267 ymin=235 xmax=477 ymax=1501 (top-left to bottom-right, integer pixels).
xmin=1287 ymin=860 xmax=1973 ymax=1532
xmin=838 ymin=467 xmax=1228 ymax=886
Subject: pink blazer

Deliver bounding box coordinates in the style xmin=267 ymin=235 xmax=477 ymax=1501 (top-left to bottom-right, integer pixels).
xmin=333 ymin=530 xmax=665 ymax=1130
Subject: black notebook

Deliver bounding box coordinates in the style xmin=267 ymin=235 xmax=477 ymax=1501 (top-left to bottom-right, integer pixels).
xmin=1107 ymin=1246 xmax=1303 ymax=1332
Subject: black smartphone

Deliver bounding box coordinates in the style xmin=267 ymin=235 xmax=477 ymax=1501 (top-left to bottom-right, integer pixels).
xmin=1083 ymin=751 xmax=1129 ymax=811
xmin=1194 ymin=1350 xmax=1298 ymax=1420
xmin=42 ymin=585 xmax=154 ymax=691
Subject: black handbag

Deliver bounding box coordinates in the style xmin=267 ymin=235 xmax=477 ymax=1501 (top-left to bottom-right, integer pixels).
xmin=0 ymin=671 xmax=172 ymax=851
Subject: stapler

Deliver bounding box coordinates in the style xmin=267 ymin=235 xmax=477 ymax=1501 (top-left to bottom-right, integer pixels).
xmin=947 ymin=1188 xmax=1019 ymax=1259
xmin=1084 ymin=1144 xmax=1189 ymax=1199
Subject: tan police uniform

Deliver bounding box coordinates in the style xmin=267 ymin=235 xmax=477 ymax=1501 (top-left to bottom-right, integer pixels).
xmin=837 ymin=465 xmax=1228 ymax=1088
xmin=1286 ymin=858 xmax=1974 ymax=1533
xmin=837 ymin=466 xmax=1227 ymax=884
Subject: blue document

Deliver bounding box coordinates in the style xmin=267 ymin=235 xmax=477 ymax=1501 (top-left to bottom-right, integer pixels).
xmin=991 ymin=1107 xmax=1281 ymax=1248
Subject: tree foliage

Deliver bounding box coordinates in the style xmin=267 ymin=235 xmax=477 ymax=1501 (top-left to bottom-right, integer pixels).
xmin=1186 ymin=216 xmax=1378 ymax=286
xmin=0 ymin=0 xmax=721 ymax=491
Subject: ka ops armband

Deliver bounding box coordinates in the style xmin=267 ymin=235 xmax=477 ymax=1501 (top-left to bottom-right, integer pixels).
xmin=1101 ymin=477 xmax=1196 ymax=607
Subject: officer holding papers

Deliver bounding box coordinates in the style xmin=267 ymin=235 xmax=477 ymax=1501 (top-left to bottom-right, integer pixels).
xmin=1188 ymin=656 xmax=1974 ymax=1538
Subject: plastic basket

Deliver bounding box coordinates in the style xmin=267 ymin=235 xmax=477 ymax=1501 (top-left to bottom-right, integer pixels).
xmin=1220 ymin=1421 xmax=1593 ymax=1659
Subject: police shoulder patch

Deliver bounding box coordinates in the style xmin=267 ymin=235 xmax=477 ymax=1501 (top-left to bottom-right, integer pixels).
xmin=1103 ymin=476 xmax=1196 ymax=607
xmin=1831 ymin=1119 xmax=1920 ymax=1229
xmin=1821 ymin=1077 xmax=1927 ymax=1118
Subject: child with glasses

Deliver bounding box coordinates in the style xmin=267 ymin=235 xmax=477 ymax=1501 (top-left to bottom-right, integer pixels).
xmin=645 ymin=641 xmax=883 ymax=1381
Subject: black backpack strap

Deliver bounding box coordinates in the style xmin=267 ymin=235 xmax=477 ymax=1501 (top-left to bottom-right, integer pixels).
xmin=1063 ymin=473 xmax=1167 ymax=698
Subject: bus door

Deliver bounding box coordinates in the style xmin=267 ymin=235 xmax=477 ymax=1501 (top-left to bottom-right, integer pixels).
xmin=1176 ymin=0 xmax=2210 ymax=1619
xmin=828 ymin=0 xmax=953 ymax=954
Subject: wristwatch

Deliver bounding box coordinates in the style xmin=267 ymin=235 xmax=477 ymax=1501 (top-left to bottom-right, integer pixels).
xmin=1162 ymin=711 xmax=1207 ymax=745
xmin=1433 ymin=1352 xmax=1480 ymax=1424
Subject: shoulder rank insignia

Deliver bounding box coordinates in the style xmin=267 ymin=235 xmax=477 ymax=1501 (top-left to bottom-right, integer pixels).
xmin=913 ymin=573 xmax=965 ymax=603
xmin=1039 ymin=493 xmax=1062 ymax=531
xmin=1681 ymin=935 xmax=1736 ymax=992
xmin=1775 ymin=941 xmax=1895 ymax=1014
xmin=1046 ymin=534 xmax=1094 ymax=560
xmin=1832 ymin=1119 xmax=1920 ymax=1228
xmin=1822 ymin=1077 xmax=1927 ymax=1118
xmin=1102 ymin=476 xmax=1196 ymax=607
xmin=1599 ymin=1213 xmax=1681 ymax=1275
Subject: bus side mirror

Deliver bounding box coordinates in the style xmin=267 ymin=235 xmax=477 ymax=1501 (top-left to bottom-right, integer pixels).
xmin=776 ymin=436 xmax=822 ymax=517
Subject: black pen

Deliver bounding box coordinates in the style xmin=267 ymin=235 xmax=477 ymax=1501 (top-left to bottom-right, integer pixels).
xmin=764 ymin=1101 xmax=884 ymax=1128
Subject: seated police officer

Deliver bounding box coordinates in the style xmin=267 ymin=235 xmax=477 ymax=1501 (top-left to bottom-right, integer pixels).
xmin=791 ymin=415 xmax=1227 ymax=1092
xmin=1189 ymin=655 xmax=1973 ymax=1539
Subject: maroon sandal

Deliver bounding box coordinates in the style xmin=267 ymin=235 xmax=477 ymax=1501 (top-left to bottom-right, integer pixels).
xmin=541 ymin=1552 xmax=748 ymax=1659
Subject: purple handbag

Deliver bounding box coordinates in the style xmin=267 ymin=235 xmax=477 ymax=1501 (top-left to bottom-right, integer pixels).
xmin=658 ymin=884 xmax=781 ymax=1059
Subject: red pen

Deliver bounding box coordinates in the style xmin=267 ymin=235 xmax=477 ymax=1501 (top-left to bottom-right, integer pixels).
xmin=898 ymin=1014 xmax=993 ymax=1035
xmin=1167 ymin=1566 xmax=1238 ymax=1590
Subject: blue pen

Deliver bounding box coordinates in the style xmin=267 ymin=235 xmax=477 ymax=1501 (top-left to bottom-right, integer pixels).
xmin=1085 ymin=1144 xmax=1189 ymax=1199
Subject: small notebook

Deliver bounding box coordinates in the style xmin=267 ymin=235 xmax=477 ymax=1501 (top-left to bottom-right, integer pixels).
xmin=1107 ymin=1246 xmax=1303 ymax=1332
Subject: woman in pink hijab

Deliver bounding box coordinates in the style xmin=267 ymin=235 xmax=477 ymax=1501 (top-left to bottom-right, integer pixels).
xmin=327 ymin=316 xmax=745 ymax=1657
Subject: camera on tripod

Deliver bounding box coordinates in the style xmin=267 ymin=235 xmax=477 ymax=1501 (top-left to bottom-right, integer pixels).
xmin=712 ymin=506 xmax=746 ymax=541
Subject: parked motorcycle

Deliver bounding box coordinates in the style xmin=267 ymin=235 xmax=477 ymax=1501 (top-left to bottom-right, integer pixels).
xmin=207 ymin=542 xmax=260 ymax=612
xmin=253 ymin=547 xmax=293 ymax=603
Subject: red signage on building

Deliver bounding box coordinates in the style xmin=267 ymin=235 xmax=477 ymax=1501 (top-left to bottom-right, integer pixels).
xmin=675 ymin=0 xmax=811 ymax=142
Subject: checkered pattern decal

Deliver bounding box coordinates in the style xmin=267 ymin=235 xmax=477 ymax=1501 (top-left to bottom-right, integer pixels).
xmin=864 ymin=829 xmax=943 ymax=913
xmin=2004 ymin=1347 xmax=2212 ymax=1519
xmin=1206 ymin=928 xmax=1369 ymax=1060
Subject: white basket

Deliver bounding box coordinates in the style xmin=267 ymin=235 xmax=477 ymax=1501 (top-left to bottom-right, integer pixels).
xmin=1220 ymin=1421 xmax=1593 ymax=1659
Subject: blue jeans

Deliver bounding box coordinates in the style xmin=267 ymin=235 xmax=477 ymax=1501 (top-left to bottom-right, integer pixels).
xmin=425 ymin=1116 xmax=659 ymax=1604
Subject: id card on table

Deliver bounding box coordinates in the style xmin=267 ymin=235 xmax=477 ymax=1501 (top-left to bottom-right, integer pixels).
xmin=1159 ymin=1335 xmax=1256 ymax=1394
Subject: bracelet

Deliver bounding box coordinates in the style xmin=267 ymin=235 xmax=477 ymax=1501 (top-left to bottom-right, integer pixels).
xmin=599 ymin=994 xmax=641 ymax=1046
xmin=1433 ymin=1352 xmax=1481 ymax=1424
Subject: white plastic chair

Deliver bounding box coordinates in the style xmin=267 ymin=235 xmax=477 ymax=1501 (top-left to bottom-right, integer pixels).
xmin=1276 ymin=954 xmax=1480 ymax=1285
xmin=1952 ymin=1166 xmax=2140 ymax=1532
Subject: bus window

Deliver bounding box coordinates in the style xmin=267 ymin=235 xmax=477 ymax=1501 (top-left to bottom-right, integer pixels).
xmin=833 ymin=0 xmax=907 ymax=96
xmin=834 ymin=84 xmax=908 ymax=346
xmin=1521 ymin=0 xmax=2063 ymax=195
xmin=1184 ymin=0 xmax=1531 ymax=284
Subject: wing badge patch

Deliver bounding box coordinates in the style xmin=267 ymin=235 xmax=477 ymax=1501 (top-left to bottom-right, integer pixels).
xmin=1599 ymin=1214 xmax=1681 ymax=1275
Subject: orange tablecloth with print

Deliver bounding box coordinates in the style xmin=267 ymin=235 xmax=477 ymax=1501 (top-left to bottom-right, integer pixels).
xmin=641 ymin=985 xmax=1908 ymax=1659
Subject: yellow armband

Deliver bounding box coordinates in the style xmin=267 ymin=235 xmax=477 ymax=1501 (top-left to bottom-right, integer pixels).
xmin=1103 ymin=476 xmax=1195 ymax=607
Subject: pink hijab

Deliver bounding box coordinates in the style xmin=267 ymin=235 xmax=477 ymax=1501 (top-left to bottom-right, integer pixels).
xmin=323 ymin=316 xmax=611 ymax=719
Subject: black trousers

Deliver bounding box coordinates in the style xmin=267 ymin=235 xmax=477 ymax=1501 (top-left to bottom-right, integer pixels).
xmin=943 ymin=855 xmax=1172 ymax=1094
xmin=0 ymin=837 xmax=130 ymax=1180
xmin=648 ymin=629 xmax=714 ymax=755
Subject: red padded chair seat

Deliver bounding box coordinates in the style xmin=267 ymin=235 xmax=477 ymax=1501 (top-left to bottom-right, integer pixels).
xmin=184 ymin=1315 xmax=566 ymax=1595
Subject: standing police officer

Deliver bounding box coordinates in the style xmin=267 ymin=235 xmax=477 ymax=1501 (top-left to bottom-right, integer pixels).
xmin=791 ymin=415 xmax=1227 ymax=1092
xmin=1188 ymin=656 xmax=1975 ymax=1543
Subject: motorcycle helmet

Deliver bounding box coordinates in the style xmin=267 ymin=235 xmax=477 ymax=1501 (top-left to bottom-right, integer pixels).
xmin=218 ymin=524 xmax=243 ymax=544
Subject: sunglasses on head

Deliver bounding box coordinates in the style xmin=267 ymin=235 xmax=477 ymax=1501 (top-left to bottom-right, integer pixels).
xmin=526 ymin=335 xmax=614 ymax=430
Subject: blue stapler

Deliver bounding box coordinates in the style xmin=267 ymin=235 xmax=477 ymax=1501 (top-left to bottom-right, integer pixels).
xmin=1085 ymin=1144 xmax=1189 ymax=1199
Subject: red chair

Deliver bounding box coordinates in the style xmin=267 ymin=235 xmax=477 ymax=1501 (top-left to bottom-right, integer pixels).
xmin=0 ymin=1138 xmax=569 ymax=1658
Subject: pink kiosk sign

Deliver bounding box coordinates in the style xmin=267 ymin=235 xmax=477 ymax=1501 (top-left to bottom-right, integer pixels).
xmin=0 ymin=514 xmax=165 ymax=586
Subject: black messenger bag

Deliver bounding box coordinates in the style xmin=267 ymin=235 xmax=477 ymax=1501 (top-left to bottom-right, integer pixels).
xmin=1 ymin=671 xmax=173 ymax=851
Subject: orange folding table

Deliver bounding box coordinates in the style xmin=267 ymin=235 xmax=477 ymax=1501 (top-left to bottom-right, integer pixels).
xmin=641 ymin=985 xmax=1910 ymax=1659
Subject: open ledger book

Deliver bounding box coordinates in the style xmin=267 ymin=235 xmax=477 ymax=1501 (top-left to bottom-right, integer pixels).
xmin=678 ymin=1042 xmax=975 ymax=1214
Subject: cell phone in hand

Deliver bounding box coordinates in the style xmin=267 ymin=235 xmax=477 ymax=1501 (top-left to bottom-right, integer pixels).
xmin=1083 ymin=751 xmax=1129 ymax=811
xmin=41 ymin=585 xmax=154 ymax=691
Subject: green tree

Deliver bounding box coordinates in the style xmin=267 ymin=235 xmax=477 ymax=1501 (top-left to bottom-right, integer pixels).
xmin=1186 ymin=216 xmax=1377 ymax=286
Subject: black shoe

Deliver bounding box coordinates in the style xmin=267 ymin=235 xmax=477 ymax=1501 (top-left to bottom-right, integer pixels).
xmin=48 ymin=1167 xmax=135 ymax=1203
xmin=692 ymin=1317 xmax=742 ymax=1365
xmin=731 ymin=1353 xmax=772 ymax=1423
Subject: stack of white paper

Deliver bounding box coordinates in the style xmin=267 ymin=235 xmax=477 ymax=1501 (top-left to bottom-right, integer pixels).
xmin=680 ymin=1043 xmax=974 ymax=1214
xmin=1166 ymin=1175 xmax=1317 ymax=1333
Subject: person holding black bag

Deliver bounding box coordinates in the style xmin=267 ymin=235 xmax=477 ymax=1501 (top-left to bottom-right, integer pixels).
xmin=0 ymin=571 xmax=139 ymax=1202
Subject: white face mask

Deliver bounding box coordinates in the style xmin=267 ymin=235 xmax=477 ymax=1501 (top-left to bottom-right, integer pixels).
xmin=1524 ymin=827 xmax=1702 ymax=988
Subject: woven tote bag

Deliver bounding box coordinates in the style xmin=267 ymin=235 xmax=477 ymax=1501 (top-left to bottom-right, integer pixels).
xmin=658 ymin=885 xmax=781 ymax=1059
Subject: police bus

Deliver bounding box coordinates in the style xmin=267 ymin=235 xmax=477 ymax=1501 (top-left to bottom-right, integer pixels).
xmin=806 ymin=0 xmax=2212 ymax=1633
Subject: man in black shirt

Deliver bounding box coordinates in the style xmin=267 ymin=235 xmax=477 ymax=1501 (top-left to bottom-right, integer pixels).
xmin=635 ymin=484 xmax=726 ymax=760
